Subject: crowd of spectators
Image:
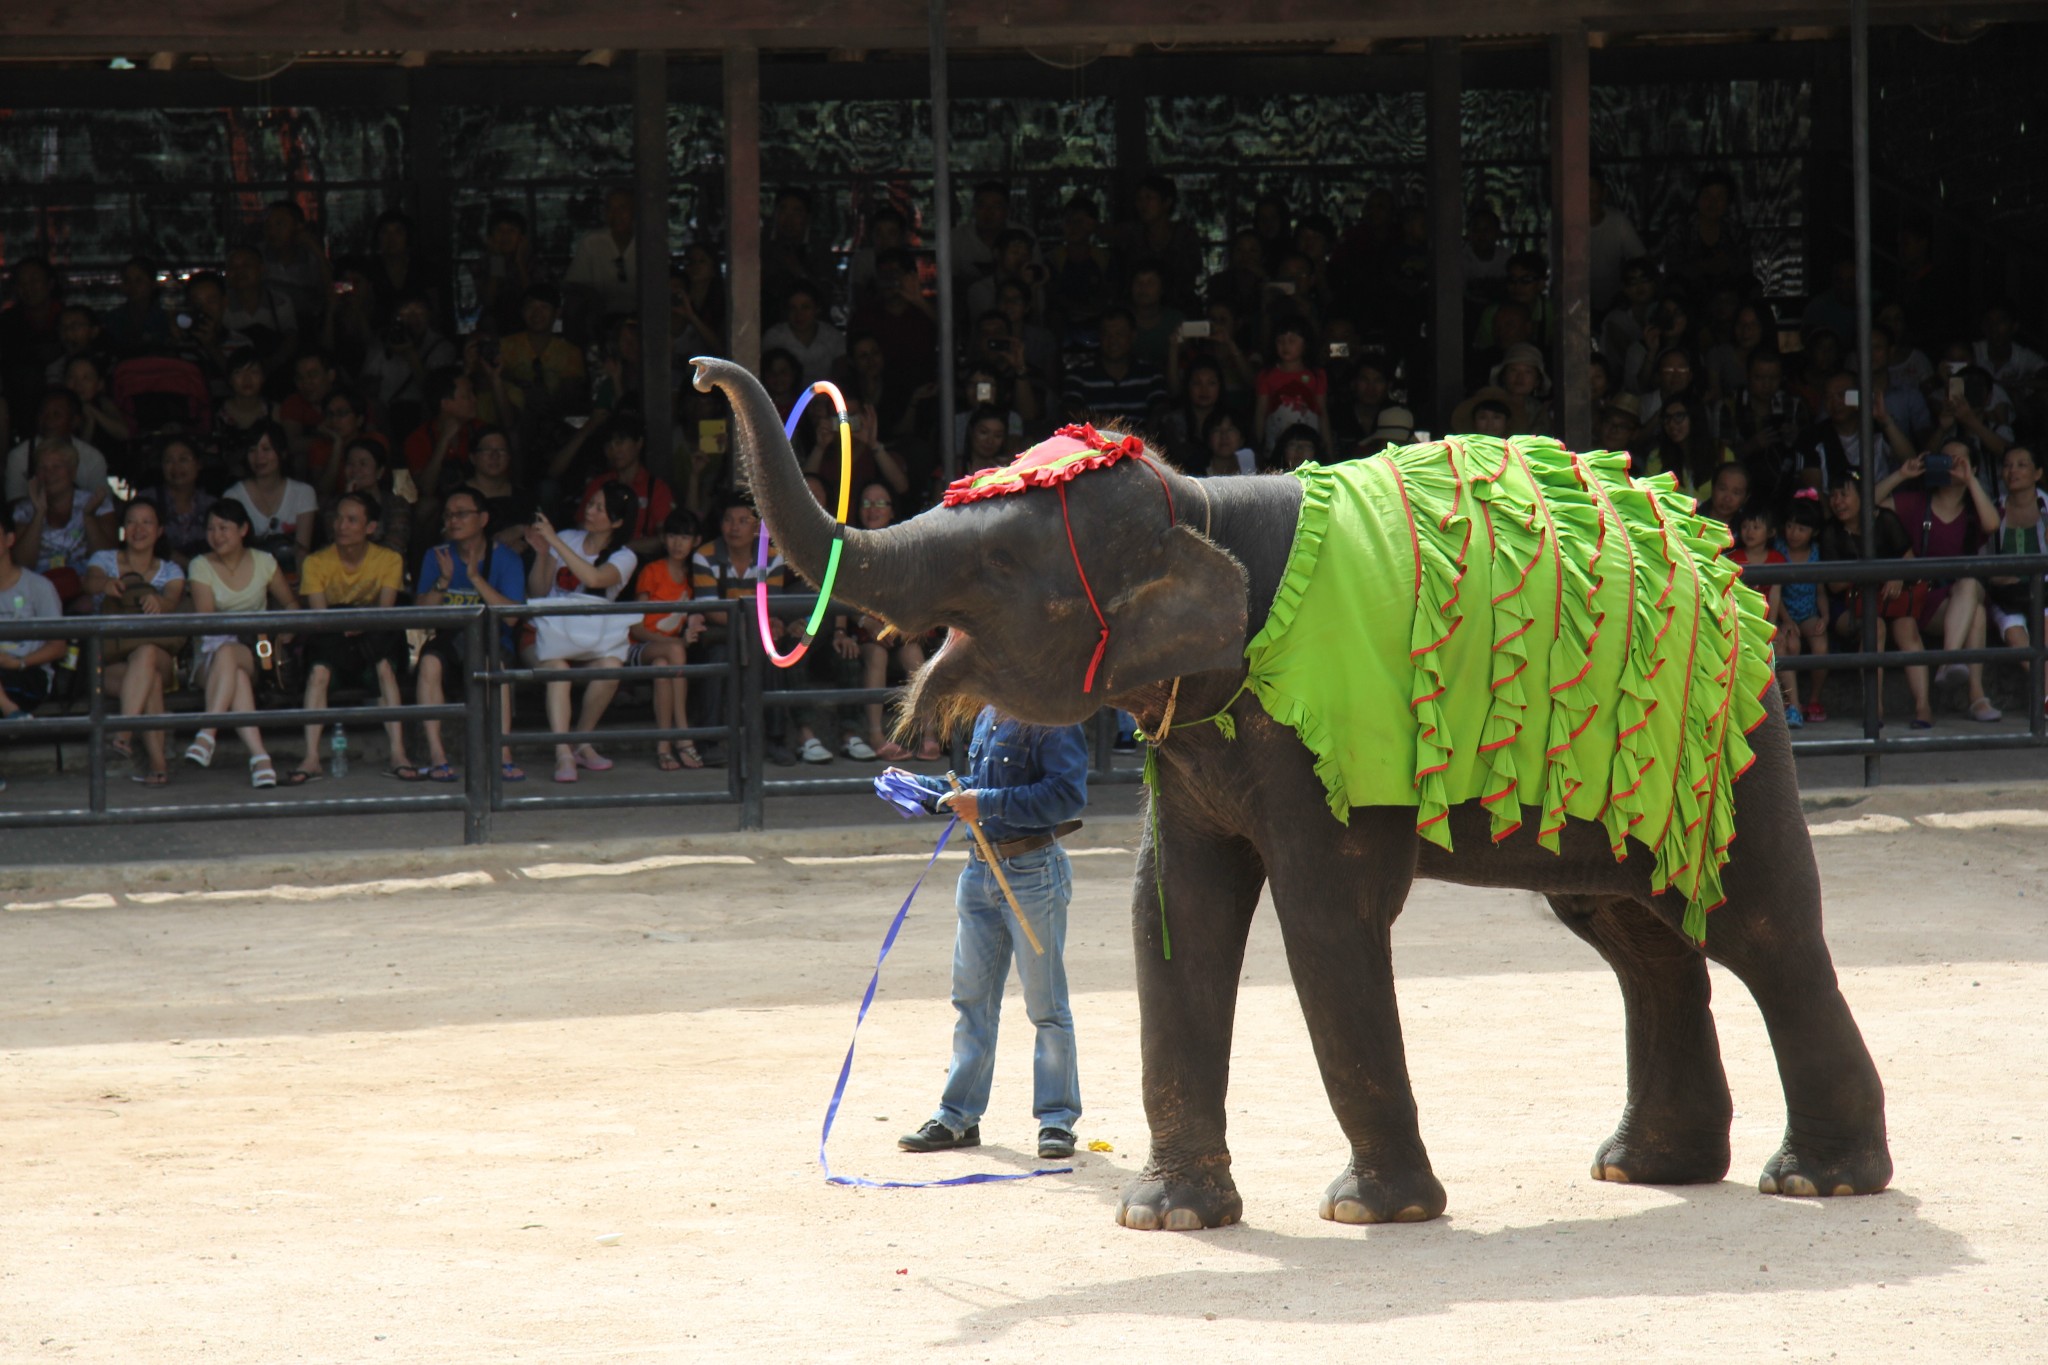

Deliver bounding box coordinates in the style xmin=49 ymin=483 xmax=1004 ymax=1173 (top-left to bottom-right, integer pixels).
xmin=1 ymin=166 xmax=2044 ymax=792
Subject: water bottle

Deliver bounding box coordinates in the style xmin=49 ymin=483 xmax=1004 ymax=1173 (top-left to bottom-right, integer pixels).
xmin=330 ymin=722 xmax=349 ymax=778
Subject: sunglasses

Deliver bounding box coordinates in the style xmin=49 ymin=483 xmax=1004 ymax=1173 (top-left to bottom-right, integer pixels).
xmin=860 ymin=499 xmax=892 ymax=508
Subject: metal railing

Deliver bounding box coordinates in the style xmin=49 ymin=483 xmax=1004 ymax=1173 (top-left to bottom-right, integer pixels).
xmin=1 ymin=555 xmax=2040 ymax=838
xmin=0 ymin=594 xmax=1144 ymax=842
xmin=1743 ymin=551 xmax=2048 ymax=781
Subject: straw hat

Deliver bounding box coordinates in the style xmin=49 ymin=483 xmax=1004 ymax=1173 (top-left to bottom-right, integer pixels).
xmin=1367 ymin=405 xmax=1416 ymax=443
xmin=1489 ymin=342 xmax=1552 ymax=396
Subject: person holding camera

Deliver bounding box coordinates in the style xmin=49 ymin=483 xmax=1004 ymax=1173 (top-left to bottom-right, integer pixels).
xmin=359 ymin=291 xmax=455 ymax=436
xmin=1793 ymin=372 xmax=1915 ymax=492
xmin=1873 ymin=439 xmax=2002 ymax=727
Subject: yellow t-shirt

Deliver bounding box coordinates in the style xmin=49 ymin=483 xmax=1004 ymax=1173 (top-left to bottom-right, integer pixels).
xmin=300 ymin=543 xmax=405 ymax=606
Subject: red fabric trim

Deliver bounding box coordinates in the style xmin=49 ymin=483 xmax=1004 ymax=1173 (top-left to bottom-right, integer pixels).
xmin=1384 ymin=460 xmax=1424 ymax=607
xmin=1413 ymin=684 xmax=1447 ymax=705
xmin=1415 ymin=810 xmax=1450 ymax=830
xmin=1414 ymin=760 xmax=1452 ymax=780
xmin=1481 ymin=780 xmax=1519 ymax=803
xmin=1490 ymin=659 xmax=1529 ymax=691
xmin=1491 ymin=820 xmax=1525 ymax=844
xmin=1494 ymin=618 xmax=1535 ymax=648
xmin=1478 ymin=731 xmax=1521 ymax=753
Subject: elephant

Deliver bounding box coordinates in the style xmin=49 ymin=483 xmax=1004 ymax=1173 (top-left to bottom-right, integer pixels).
xmin=694 ymin=357 xmax=1892 ymax=1231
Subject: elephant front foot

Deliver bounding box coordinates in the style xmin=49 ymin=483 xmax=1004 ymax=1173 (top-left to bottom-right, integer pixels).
xmin=1757 ymin=1138 xmax=1893 ymax=1198
xmin=1319 ymin=1161 xmax=1447 ymax=1225
xmin=1590 ymin=1127 xmax=1731 ymax=1186
xmin=1116 ymin=1165 xmax=1243 ymax=1231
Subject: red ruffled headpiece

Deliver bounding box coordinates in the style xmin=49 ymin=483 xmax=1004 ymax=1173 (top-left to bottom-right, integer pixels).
xmin=940 ymin=424 xmax=1149 ymax=507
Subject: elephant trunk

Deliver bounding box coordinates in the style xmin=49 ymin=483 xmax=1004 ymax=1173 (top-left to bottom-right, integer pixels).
xmin=690 ymin=357 xmax=933 ymax=625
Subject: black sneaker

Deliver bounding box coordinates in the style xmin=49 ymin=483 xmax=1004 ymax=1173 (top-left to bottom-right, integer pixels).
xmin=1037 ymin=1126 xmax=1076 ymax=1159
xmin=898 ymin=1120 xmax=979 ymax=1153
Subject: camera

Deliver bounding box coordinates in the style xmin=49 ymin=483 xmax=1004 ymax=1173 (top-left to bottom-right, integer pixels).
xmin=1922 ymin=452 xmax=1954 ymax=488
xmin=1328 ymin=341 xmax=1351 ymax=359
xmin=174 ymin=313 xmax=194 ymax=330
xmin=1181 ymin=320 xmax=1211 ymax=339
xmin=973 ymin=380 xmax=996 ymax=405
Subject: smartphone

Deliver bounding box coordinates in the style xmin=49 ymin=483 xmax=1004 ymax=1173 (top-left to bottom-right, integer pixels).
xmin=1328 ymin=341 xmax=1351 ymax=359
xmin=563 ymin=414 xmax=589 ymax=429
xmin=698 ymin=419 xmax=729 ymax=455
xmin=174 ymin=313 xmax=194 ymax=329
xmin=1948 ymin=376 xmax=1967 ymax=402
xmin=1777 ymin=328 xmax=1804 ymax=354
xmin=1234 ymin=447 xmax=1257 ymax=475
xmin=1844 ymin=389 xmax=1860 ymax=408
xmin=332 ymin=281 xmax=355 ymax=296
xmin=973 ymin=380 xmax=995 ymax=405
xmin=1181 ymin=320 xmax=1211 ymax=339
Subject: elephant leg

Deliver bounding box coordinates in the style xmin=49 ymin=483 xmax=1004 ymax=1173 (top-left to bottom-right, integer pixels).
xmin=1690 ymin=851 xmax=1892 ymax=1198
xmin=1549 ymin=893 xmax=1734 ymax=1185
xmin=1268 ymin=809 xmax=1447 ymax=1226
xmin=1116 ymin=822 xmax=1264 ymax=1233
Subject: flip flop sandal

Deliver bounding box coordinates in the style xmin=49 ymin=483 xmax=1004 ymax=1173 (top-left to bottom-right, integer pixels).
xmin=280 ymin=769 xmax=319 ymax=786
xmin=109 ymin=736 xmax=134 ymax=761
xmin=386 ymin=765 xmax=430 ymax=782
xmin=426 ymin=763 xmax=459 ymax=783
xmin=875 ymin=740 xmax=911 ymax=762
xmin=554 ymin=757 xmax=579 ymax=784
xmin=656 ymin=747 xmax=684 ymax=772
xmin=501 ymin=761 xmax=527 ymax=783
xmin=676 ymin=740 xmax=705 ymax=770
xmin=574 ymin=746 xmax=614 ymax=772
xmin=915 ymin=740 xmax=944 ymax=761
xmin=130 ymin=769 xmax=169 ymax=786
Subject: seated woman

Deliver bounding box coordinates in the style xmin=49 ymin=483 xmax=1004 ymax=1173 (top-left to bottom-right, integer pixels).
xmin=845 ymin=484 xmax=941 ymax=762
xmin=525 ymin=482 xmax=638 ymax=783
xmin=140 ymin=435 xmax=217 ymax=567
xmin=1874 ymin=440 xmax=2002 ymax=727
xmin=222 ymin=420 xmax=319 ymax=577
xmin=321 ymin=436 xmax=414 ymax=559
xmin=1201 ymin=409 xmax=1258 ymax=476
xmin=1639 ymin=394 xmax=1734 ymax=502
xmin=10 ymin=439 xmax=117 ymax=610
xmin=83 ymin=499 xmax=186 ymax=785
xmin=185 ymin=499 xmax=304 ymax=787
xmin=627 ymin=507 xmax=707 ymax=771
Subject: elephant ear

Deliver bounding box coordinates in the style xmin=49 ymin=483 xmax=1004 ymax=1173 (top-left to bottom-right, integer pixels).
xmin=1098 ymin=525 xmax=1249 ymax=693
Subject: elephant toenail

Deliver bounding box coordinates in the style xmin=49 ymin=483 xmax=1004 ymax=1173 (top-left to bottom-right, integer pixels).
xmin=1328 ymin=1198 xmax=1373 ymax=1224
xmin=1393 ymin=1204 xmax=1431 ymax=1222
xmin=1600 ymin=1164 xmax=1632 ymax=1184
xmin=1163 ymin=1208 xmax=1203 ymax=1231
xmin=1780 ymin=1174 xmax=1819 ymax=1197
xmin=1119 ymin=1203 xmax=1160 ymax=1230
xmin=1757 ymin=1173 xmax=1780 ymax=1194
xmin=1832 ymin=1183 xmax=1855 ymax=1197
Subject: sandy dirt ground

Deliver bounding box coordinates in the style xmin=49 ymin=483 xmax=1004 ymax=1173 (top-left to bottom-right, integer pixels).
xmin=3 ymin=785 xmax=2046 ymax=1362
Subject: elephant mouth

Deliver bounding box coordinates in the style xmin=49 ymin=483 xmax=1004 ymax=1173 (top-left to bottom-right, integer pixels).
xmin=894 ymin=628 xmax=988 ymax=743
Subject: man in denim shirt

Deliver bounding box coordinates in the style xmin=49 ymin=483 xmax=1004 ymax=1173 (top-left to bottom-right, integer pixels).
xmin=892 ymin=706 xmax=1090 ymax=1160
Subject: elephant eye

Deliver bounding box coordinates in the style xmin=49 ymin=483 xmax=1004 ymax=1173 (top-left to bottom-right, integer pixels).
xmin=986 ymin=547 xmax=1018 ymax=574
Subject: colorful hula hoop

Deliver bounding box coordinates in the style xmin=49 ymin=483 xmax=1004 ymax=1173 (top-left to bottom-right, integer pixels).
xmin=757 ymin=380 xmax=853 ymax=668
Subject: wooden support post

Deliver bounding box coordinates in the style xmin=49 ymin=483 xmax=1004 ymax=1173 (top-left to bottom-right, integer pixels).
xmin=930 ymin=0 xmax=958 ymax=484
xmin=1549 ymin=25 xmax=1592 ymax=450
xmin=1425 ymin=37 xmax=1463 ymax=433
xmin=634 ymin=49 xmax=675 ymax=481
xmin=723 ymin=43 xmax=762 ymax=378
xmin=404 ymin=72 xmax=450 ymax=329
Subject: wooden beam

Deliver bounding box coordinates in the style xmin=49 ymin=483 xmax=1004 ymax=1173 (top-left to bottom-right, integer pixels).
xmin=723 ymin=43 xmax=762 ymax=378
xmin=1548 ymin=25 xmax=1592 ymax=450
xmin=6 ymin=0 xmax=2036 ymax=55
xmin=635 ymin=49 xmax=675 ymax=483
xmin=1425 ymin=37 xmax=1462 ymax=434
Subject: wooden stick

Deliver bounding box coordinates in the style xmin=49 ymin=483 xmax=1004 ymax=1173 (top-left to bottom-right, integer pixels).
xmin=947 ymin=773 xmax=1046 ymax=956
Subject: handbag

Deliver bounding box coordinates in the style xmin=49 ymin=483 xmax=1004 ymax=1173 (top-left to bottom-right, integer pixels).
xmin=98 ymin=571 xmax=186 ymax=662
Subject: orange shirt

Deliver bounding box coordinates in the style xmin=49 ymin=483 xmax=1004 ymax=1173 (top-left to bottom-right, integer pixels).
xmin=635 ymin=556 xmax=694 ymax=635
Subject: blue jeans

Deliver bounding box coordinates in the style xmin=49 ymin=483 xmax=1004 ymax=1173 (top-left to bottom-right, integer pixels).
xmin=934 ymin=844 xmax=1080 ymax=1135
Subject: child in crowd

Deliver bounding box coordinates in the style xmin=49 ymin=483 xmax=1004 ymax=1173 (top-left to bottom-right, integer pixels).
xmin=1774 ymin=489 xmax=1829 ymax=726
xmin=1253 ymin=320 xmax=1327 ymax=454
xmin=628 ymin=507 xmax=707 ymax=771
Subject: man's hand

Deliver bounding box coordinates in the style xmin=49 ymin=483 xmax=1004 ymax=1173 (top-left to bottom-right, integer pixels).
xmin=939 ymin=788 xmax=980 ymax=823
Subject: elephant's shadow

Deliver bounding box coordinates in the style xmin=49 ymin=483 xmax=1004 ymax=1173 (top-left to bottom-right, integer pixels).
xmin=943 ymin=1171 xmax=1966 ymax=1337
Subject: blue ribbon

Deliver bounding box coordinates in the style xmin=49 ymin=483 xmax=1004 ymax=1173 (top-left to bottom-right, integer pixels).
xmin=818 ymin=815 xmax=1076 ymax=1187
xmin=872 ymin=768 xmax=935 ymax=820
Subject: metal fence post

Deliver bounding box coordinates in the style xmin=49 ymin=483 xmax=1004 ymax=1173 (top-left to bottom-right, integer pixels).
xmin=2031 ymin=572 xmax=2045 ymax=744
xmin=463 ymin=609 xmax=492 ymax=845
xmin=84 ymin=635 xmax=106 ymax=815
xmin=739 ymin=606 xmax=765 ymax=831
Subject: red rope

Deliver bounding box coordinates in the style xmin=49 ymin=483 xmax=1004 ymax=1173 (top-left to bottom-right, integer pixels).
xmin=1058 ymin=482 xmax=1112 ymax=693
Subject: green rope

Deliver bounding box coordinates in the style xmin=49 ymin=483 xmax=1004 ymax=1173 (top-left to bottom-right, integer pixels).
xmin=1134 ymin=676 xmax=1253 ymax=961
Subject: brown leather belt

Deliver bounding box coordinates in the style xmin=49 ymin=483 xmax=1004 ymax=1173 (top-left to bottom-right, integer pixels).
xmin=970 ymin=819 xmax=1083 ymax=862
